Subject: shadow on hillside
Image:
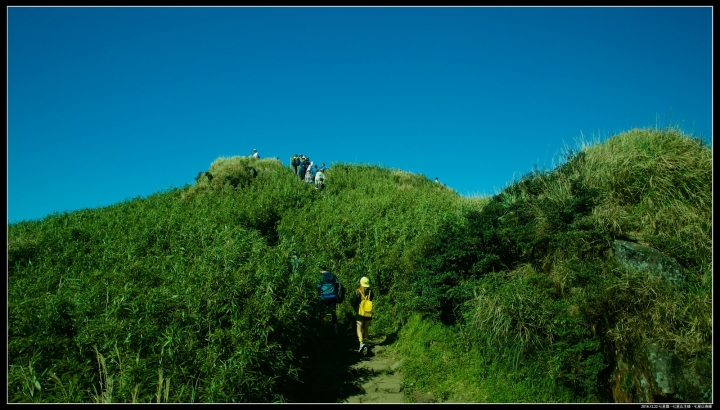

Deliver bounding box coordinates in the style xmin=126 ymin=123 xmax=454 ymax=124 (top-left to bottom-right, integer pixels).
xmin=282 ymin=321 xmax=400 ymax=403
xmin=378 ymin=329 xmax=399 ymax=346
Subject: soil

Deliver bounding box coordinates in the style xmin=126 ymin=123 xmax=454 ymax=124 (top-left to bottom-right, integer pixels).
xmin=283 ymin=324 xmax=438 ymax=403
xmin=344 ymin=335 xmax=407 ymax=403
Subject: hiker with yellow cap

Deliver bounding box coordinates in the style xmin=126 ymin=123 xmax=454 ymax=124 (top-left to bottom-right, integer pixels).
xmin=351 ymin=276 xmax=374 ymax=354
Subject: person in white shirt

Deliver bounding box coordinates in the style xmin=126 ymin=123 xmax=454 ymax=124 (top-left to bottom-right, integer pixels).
xmin=315 ymin=168 xmax=325 ymax=190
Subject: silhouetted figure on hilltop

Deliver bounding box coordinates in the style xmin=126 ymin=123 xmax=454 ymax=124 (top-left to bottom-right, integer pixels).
xmin=291 ymin=154 xmax=300 ymax=174
xmin=315 ymin=167 xmax=325 ymax=190
xmin=305 ymin=164 xmax=316 ymax=184
xmin=298 ymin=158 xmax=307 ymax=180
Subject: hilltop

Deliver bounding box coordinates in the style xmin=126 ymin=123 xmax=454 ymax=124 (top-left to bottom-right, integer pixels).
xmin=8 ymin=126 xmax=712 ymax=403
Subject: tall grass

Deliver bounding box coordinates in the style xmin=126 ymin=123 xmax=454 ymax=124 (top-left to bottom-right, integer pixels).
xmin=8 ymin=127 xmax=711 ymax=402
xmin=8 ymin=156 xmax=472 ymax=402
xmin=578 ymin=127 xmax=712 ymax=272
xmin=8 ymin=189 xmax=314 ymax=402
xmin=393 ymin=126 xmax=711 ymax=402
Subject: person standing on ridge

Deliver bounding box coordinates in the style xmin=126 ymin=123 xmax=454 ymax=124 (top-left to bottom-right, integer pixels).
xmin=305 ymin=163 xmax=316 ymax=184
xmin=351 ymin=277 xmax=374 ymax=353
xmin=316 ymin=268 xmax=341 ymax=335
xmin=252 ymin=149 xmax=260 ymax=159
xmin=291 ymin=154 xmax=300 ymax=175
xmin=298 ymin=158 xmax=307 ymax=180
xmin=314 ymin=166 xmax=325 ymax=190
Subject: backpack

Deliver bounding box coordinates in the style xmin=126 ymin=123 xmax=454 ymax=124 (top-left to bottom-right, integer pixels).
xmin=319 ymin=271 xmax=339 ymax=301
xmin=358 ymin=289 xmax=373 ymax=318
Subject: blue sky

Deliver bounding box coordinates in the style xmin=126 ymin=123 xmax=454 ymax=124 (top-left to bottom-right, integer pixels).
xmin=7 ymin=6 xmax=712 ymax=224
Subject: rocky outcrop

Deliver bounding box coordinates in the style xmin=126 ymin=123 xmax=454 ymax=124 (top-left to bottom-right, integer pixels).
xmin=608 ymin=240 xmax=710 ymax=403
xmin=612 ymin=239 xmax=685 ymax=285
xmin=610 ymin=343 xmax=711 ymax=403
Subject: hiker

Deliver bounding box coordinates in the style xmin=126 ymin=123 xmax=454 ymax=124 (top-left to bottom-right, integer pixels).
xmin=252 ymin=149 xmax=260 ymax=159
xmin=319 ymin=162 xmax=327 ymax=172
xmin=291 ymin=154 xmax=300 ymax=174
xmin=314 ymin=167 xmax=325 ymax=190
xmin=351 ymin=277 xmax=374 ymax=353
xmin=435 ymin=177 xmax=439 ymax=183
xmin=305 ymin=164 xmax=316 ymax=184
xmin=298 ymin=159 xmax=307 ymax=180
xmin=316 ymin=269 xmax=341 ymax=335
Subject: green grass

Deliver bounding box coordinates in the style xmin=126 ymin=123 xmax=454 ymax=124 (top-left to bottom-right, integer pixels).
xmin=8 ymin=127 xmax=712 ymax=402
xmin=394 ymin=314 xmax=578 ymax=403
xmin=392 ymin=126 xmax=711 ymax=403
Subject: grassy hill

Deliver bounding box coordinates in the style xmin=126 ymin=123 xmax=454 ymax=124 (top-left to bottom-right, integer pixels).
xmin=7 ymin=126 xmax=712 ymax=403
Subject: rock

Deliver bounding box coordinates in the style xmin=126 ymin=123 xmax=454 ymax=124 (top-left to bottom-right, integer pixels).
xmin=377 ymin=380 xmax=402 ymax=394
xmin=409 ymin=391 xmax=437 ymax=403
xmin=366 ymin=360 xmax=391 ymax=373
xmin=361 ymin=380 xmax=378 ymax=392
xmin=608 ymin=240 xmax=711 ymax=403
xmin=376 ymin=392 xmax=406 ymax=403
xmin=377 ymin=374 xmax=403 ymax=393
xmin=612 ymin=240 xmax=685 ymax=284
xmin=345 ymin=335 xmax=407 ymax=404
xmin=610 ymin=342 xmax=712 ymax=403
xmin=391 ymin=359 xmax=404 ymax=371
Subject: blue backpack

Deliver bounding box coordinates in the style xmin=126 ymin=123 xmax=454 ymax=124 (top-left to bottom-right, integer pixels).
xmin=318 ymin=271 xmax=345 ymax=303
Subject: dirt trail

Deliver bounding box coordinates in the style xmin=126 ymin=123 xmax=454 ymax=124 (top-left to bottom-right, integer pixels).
xmin=283 ymin=320 xmax=443 ymax=403
xmin=285 ymin=327 xmax=434 ymax=403
xmin=343 ymin=334 xmax=406 ymax=403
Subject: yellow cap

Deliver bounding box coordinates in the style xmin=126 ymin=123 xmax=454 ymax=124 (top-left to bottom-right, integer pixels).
xmin=360 ymin=277 xmax=370 ymax=288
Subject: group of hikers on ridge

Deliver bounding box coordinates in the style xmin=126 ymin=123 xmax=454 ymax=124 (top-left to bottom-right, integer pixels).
xmin=290 ymin=153 xmax=327 ymax=190
xmin=249 ymin=149 xmax=444 ymax=192
xmin=316 ymin=268 xmax=374 ymax=355
xmin=248 ymin=149 xmax=328 ymax=190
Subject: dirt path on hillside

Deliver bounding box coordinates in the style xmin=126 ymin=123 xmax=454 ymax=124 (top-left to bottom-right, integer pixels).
xmin=343 ymin=334 xmax=407 ymax=403
xmin=342 ymin=333 xmax=441 ymax=403
xmin=283 ymin=324 xmax=441 ymax=403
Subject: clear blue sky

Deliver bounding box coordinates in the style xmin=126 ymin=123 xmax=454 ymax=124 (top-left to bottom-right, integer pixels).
xmin=7 ymin=6 xmax=713 ymax=224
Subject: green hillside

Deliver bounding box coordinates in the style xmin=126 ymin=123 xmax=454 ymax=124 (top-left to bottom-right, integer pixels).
xmin=7 ymin=127 xmax=712 ymax=403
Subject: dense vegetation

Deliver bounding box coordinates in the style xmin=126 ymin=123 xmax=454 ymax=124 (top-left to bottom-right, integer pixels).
xmin=396 ymin=128 xmax=712 ymax=402
xmin=8 ymin=127 xmax=712 ymax=403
